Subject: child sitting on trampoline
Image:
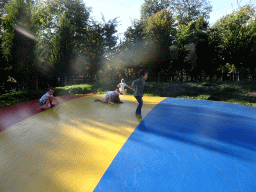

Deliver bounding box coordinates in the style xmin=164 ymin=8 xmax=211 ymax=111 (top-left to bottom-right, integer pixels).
xmin=95 ymin=89 xmax=123 ymax=105
xmin=39 ymin=87 xmax=59 ymax=108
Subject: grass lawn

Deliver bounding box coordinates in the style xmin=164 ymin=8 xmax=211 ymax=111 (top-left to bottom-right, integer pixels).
xmin=0 ymin=80 xmax=256 ymax=107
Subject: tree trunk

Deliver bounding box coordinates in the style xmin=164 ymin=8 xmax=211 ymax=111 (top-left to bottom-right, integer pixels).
xmin=209 ymin=74 xmax=212 ymax=81
xmin=251 ymin=67 xmax=255 ymax=82
xmin=36 ymin=73 xmax=38 ymax=90
xmin=65 ymin=75 xmax=67 ymax=86
xmin=190 ymin=72 xmax=195 ymax=82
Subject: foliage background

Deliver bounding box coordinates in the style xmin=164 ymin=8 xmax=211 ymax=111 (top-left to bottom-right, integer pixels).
xmin=0 ymin=0 xmax=256 ymax=92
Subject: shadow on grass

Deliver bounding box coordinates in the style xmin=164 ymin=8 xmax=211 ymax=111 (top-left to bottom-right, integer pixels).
xmin=143 ymin=81 xmax=256 ymax=107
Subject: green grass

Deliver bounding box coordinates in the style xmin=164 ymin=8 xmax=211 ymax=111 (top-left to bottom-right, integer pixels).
xmin=219 ymin=85 xmax=237 ymax=92
xmin=0 ymin=80 xmax=256 ymax=108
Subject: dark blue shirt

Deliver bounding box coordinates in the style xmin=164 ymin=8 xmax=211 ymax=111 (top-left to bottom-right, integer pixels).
xmin=131 ymin=78 xmax=145 ymax=97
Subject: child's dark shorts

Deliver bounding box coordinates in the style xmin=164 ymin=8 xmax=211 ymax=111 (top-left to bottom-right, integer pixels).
xmin=39 ymin=99 xmax=47 ymax=106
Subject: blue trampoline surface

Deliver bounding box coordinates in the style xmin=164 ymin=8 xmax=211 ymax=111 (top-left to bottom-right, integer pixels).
xmin=94 ymin=98 xmax=256 ymax=192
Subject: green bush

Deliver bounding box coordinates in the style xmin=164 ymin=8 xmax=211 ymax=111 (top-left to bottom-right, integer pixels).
xmin=211 ymin=83 xmax=219 ymax=86
xmin=201 ymin=82 xmax=219 ymax=86
xmin=201 ymin=82 xmax=211 ymax=86
xmin=207 ymin=94 xmax=222 ymax=101
xmin=54 ymin=84 xmax=96 ymax=95
xmin=220 ymin=85 xmax=237 ymax=92
xmin=54 ymin=88 xmax=69 ymax=96
xmin=197 ymin=95 xmax=210 ymax=100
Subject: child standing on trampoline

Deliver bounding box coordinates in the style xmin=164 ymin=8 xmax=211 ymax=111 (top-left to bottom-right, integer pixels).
xmin=117 ymin=79 xmax=133 ymax=95
xmin=39 ymin=87 xmax=59 ymax=108
xmin=131 ymin=69 xmax=148 ymax=118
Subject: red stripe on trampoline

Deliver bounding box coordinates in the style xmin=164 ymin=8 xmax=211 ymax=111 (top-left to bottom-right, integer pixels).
xmin=0 ymin=95 xmax=88 ymax=132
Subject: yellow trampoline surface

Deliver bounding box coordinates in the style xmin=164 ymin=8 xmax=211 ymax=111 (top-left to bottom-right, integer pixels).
xmin=0 ymin=95 xmax=166 ymax=192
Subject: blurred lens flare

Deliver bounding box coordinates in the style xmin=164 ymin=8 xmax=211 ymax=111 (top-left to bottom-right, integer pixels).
xmin=71 ymin=54 xmax=89 ymax=74
xmin=13 ymin=23 xmax=54 ymax=75
xmin=14 ymin=25 xmax=38 ymax=41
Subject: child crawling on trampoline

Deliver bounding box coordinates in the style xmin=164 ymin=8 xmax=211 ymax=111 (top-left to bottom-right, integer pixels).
xmin=95 ymin=89 xmax=123 ymax=105
xmin=39 ymin=87 xmax=59 ymax=108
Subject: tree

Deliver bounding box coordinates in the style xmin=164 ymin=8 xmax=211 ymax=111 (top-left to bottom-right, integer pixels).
xmin=169 ymin=44 xmax=190 ymax=81
xmin=185 ymin=16 xmax=211 ymax=81
xmin=82 ymin=20 xmax=105 ymax=81
xmin=211 ymin=4 xmax=256 ymax=80
xmin=205 ymin=27 xmax=226 ymax=81
xmin=33 ymin=0 xmax=91 ymax=85
xmin=102 ymin=17 xmax=119 ymax=56
xmin=2 ymin=0 xmax=38 ymax=89
xmin=50 ymin=13 xmax=74 ymax=84
xmin=109 ymin=19 xmax=149 ymax=79
xmin=172 ymin=0 xmax=212 ymax=25
xmin=0 ymin=0 xmax=9 ymax=85
xmin=144 ymin=8 xmax=176 ymax=81
xmin=124 ymin=19 xmax=146 ymax=44
xmin=195 ymin=39 xmax=220 ymax=81
xmin=140 ymin=0 xmax=170 ymax=21
xmin=119 ymin=9 xmax=176 ymax=82
xmin=62 ymin=0 xmax=91 ymax=52
xmin=175 ymin=21 xmax=193 ymax=46
xmin=75 ymin=14 xmax=119 ymax=82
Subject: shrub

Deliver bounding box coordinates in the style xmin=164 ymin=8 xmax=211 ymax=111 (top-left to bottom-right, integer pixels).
xmin=196 ymin=95 xmax=210 ymax=100
xmin=201 ymin=82 xmax=219 ymax=86
xmin=201 ymin=82 xmax=211 ymax=86
xmin=211 ymin=83 xmax=219 ymax=86
xmin=207 ymin=94 xmax=222 ymax=101
xmin=220 ymin=85 xmax=236 ymax=92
